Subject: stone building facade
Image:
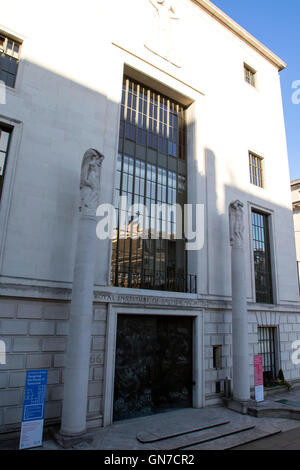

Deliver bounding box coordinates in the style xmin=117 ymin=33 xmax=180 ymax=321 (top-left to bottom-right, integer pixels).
xmin=0 ymin=0 xmax=299 ymax=434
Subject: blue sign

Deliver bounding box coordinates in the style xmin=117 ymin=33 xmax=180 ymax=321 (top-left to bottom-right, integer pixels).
xmin=22 ymin=370 xmax=48 ymax=423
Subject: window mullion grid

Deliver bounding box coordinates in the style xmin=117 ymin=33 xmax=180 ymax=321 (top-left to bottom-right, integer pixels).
xmin=123 ymin=78 xmax=129 ymax=137
xmin=259 ymin=327 xmax=278 ymax=381
xmin=264 ymin=214 xmax=273 ymax=304
xmin=140 ymin=160 xmax=147 ymax=287
xmin=112 ymin=77 xmax=188 ymax=291
xmin=270 ymin=328 xmax=275 ymax=378
xmin=175 ymin=104 xmax=179 ymax=159
xmin=263 ymin=327 xmax=267 ymax=374
xmin=259 ymin=159 xmax=263 ymax=188
xmin=136 ymin=83 xmax=141 ymax=144
xmin=115 ymin=148 xmax=126 ymax=286
xmin=167 ymin=99 xmax=170 ymax=153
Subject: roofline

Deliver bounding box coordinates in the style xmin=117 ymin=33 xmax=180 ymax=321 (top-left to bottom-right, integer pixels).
xmin=192 ymin=0 xmax=287 ymax=71
xmin=291 ymin=179 xmax=300 ymax=187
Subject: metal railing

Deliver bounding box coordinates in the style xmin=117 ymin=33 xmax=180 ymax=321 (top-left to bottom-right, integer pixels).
xmin=258 ymin=327 xmax=278 ymax=386
xmin=111 ymin=269 xmax=197 ymax=294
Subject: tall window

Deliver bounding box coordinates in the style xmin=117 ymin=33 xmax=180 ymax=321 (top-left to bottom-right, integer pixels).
xmin=249 ymin=152 xmax=264 ymax=188
xmin=252 ymin=210 xmax=273 ymax=304
xmin=0 ymin=125 xmax=12 ymax=201
xmin=258 ymin=327 xmax=278 ymax=386
xmin=111 ymin=77 xmax=196 ymax=293
xmin=0 ymin=34 xmax=21 ymax=88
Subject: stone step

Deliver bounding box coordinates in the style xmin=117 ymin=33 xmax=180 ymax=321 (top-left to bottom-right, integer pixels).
xmin=248 ymin=401 xmax=300 ymax=420
xmin=137 ymin=420 xmax=230 ymax=443
xmin=183 ymin=427 xmax=281 ymax=450
xmin=152 ymin=424 xmax=256 ymax=450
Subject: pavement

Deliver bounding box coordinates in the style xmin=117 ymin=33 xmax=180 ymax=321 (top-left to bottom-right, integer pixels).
xmin=2 ymin=387 xmax=300 ymax=451
xmin=233 ymin=426 xmax=300 ymax=450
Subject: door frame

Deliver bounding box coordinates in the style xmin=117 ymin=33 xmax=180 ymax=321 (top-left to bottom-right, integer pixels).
xmin=103 ymin=305 xmax=205 ymax=427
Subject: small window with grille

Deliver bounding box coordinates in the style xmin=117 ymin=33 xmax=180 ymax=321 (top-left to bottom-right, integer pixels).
xmin=213 ymin=345 xmax=222 ymax=370
xmin=258 ymin=327 xmax=278 ymax=387
xmin=249 ymin=152 xmax=264 ymax=188
xmin=0 ymin=33 xmax=22 ymax=88
xmin=244 ymin=64 xmax=256 ymax=87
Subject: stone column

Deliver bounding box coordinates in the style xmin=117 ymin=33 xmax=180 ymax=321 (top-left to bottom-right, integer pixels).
xmin=229 ymin=200 xmax=250 ymax=402
xmin=60 ymin=149 xmax=104 ymax=437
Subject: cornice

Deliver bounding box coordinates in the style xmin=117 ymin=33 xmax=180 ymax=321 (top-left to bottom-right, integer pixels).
xmin=192 ymin=0 xmax=286 ymax=71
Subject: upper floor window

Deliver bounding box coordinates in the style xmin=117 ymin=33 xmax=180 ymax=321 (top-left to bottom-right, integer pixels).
xmin=252 ymin=210 xmax=273 ymax=304
xmin=120 ymin=78 xmax=186 ymax=159
xmin=249 ymin=152 xmax=264 ymax=188
xmin=244 ymin=63 xmax=256 ymax=87
xmin=0 ymin=33 xmax=21 ymax=88
xmin=111 ymin=77 xmax=196 ymax=293
xmin=0 ymin=124 xmax=12 ymax=201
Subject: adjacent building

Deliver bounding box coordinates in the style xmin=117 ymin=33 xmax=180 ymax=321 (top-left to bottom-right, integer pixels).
xmin=0 ymin=0 xmax=300 ymax=434
xmin=291 ymin=179 xmax=300 ymax=289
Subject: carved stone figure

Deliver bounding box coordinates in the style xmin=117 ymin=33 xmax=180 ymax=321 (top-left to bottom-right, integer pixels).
xmin=79 ymin=148 xmax=104 ymax=216
xmin=229 ymin=200 xmax=245 ymax=248
xmin=146 ymin=0 xmax=181 ymax=67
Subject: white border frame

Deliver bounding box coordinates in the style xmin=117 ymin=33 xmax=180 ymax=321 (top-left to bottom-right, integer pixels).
xmin=103 ymin=305 xmax=205 ymax=427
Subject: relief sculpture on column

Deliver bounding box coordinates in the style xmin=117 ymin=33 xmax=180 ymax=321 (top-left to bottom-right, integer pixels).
xmin=229 ymin=200 xmax=245 ymax=248
xmin=79 ymin=148 xmax=105 ymax=216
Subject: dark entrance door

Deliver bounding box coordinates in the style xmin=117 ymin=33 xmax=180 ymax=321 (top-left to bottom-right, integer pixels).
xmin=113 ymin=315 xmax=193 ymax=421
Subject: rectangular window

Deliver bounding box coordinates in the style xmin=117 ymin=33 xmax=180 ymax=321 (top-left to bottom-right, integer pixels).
xmin=111 ymin=76 xmax=196 ymax=293
xmin=249 ymin=152 xmax=264 ymax=188
xmin=0 ymin=124 xmax=12 ymax=201
xmin=258 ymin=327 xmax=278 ymax=386
xmin=213 ymin=346 xmax=222 ymax=370
xmin=0 ymin=34 xmax=21 ymax=88
xmin=252 ymin=210 xmax=273 ymax=304
xmin=244 ymin=64 xmax=256 ymax=87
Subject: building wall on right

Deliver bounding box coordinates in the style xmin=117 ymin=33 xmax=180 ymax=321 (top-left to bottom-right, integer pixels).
xmin=291 ymin=180 xmax=300 ymax=286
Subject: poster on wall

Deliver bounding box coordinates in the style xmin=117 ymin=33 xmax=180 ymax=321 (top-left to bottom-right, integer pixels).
xmin=19 ymin=370 xmax=48 ymax=450
xmin=254 ymin=355 xmax=264 ymax=402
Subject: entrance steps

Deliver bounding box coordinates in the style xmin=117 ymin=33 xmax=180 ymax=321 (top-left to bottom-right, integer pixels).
xmin=137 ymin=420 xmax=281 ymax=450
xmin=137 ymin=420 xmax=230 ymax=443
xmin=182 ymin=426 xmax=281 ymax=450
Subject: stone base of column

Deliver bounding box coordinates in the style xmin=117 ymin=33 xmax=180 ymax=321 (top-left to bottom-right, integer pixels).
xmin=49 ymin=426 xmax=94 ymax=449
xmin=223 ymin=397 xmax=255 ymax=415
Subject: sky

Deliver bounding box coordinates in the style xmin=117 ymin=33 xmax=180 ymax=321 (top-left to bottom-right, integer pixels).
xmin=211 ymin=0 xmax=300 ymax=182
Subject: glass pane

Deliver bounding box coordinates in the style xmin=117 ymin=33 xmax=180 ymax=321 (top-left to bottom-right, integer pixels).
xmin=0 ymin=131 xmax=9 ymax=152
xmin=6 ymin=40 xmax=13 ymax=53
xmin=0 ymin=151 xmax=6 ymax=176
xmin=112 ymin=77 xmax=189 ymax=292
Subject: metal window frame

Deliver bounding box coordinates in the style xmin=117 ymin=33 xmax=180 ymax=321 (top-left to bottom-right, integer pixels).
xmin=251 ymin=209 xmax=274 ymax=305
xmin=111 ymin=76 xmax=196 ymax=293
xmin=0 ymin=123 xmax=13 ymax=201
xmin=244 ymin=63 xmax=256 ymax=87
xmin=0 ymin=33 xmax=22 ymax=88
xmin=213 ymin=345 xmax=222 ymax=370
xmin=0 ymin=116 xmax=23 ymax=273
xmin=258 ymin=326 xmax=279 ymax=383
xmin=249 ymin=151 xmax=264 ymax=188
